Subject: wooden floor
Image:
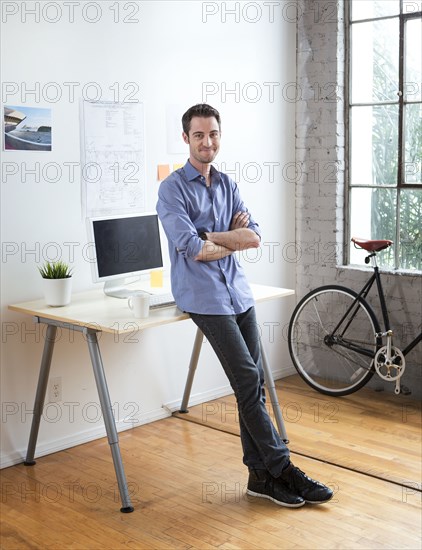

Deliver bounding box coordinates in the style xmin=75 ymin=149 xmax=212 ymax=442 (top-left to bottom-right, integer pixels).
xmin=1 ymin=375 xmax=421 ymax=549
xmin=174 ymin=375 xmax=422 ymax=489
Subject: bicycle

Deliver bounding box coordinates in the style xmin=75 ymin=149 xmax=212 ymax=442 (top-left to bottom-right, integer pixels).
xmin=288 ymin=238 xmax=422 ymax=397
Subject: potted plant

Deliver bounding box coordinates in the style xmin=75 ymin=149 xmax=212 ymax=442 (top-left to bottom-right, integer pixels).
xmin=38 ymin=261 xmax=73 ymax=306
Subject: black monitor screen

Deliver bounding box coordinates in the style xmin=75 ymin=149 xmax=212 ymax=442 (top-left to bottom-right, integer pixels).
xmin=92 ymin=214 xmax=163 ymax=279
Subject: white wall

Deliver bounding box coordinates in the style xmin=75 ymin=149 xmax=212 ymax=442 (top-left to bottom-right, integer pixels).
xmin=1 ymin=1 xmax=297 ymax=467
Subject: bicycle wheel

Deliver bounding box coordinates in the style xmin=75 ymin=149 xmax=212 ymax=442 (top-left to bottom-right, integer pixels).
xmin=288 ymin=285 xmax=382 ymax=396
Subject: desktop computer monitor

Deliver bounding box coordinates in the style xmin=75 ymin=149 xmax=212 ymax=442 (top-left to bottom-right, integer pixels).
xmin=86 ymin=212 xmax=163 ymax=298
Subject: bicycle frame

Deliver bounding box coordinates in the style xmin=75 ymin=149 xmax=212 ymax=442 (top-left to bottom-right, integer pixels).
xmin=327 ymin=277 xmax=381 ymax=360
xmin=289 ymin=240 xmax=421 ymax=396
xmin=330 ymin=258 xmax=421 ymax=360
xmin=367 ymin=260 xmax=421 ymax=357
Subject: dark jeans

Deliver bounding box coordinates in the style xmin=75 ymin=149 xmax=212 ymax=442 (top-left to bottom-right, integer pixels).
xmin=189 ymin=306 xmax=290 ymax=477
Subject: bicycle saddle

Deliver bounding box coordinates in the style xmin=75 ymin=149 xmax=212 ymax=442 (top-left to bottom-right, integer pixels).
xmin=351 ymin=237 xmax=393 ymax=252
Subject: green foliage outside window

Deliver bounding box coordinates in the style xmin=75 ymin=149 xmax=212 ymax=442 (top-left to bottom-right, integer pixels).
xmin=351 ymin=3 xmax=421 ymax=270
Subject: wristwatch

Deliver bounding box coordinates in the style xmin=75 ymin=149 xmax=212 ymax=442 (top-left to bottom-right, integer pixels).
xmin=199 ymin=232 xmax=208 ymax=241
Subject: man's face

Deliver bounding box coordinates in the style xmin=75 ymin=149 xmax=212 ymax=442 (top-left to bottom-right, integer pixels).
xmin=183 ymin=116 xmax=221 ymax=166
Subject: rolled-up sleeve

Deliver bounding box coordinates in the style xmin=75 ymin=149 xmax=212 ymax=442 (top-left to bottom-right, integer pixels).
xmin=157 ymin=179 xmax=204 ymax=259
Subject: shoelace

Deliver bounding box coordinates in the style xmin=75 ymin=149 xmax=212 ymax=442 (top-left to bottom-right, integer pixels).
xmin=291 ymin=466 xmax=324 ymax=488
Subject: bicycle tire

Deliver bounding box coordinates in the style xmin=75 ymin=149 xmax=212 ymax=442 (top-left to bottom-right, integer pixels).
xmin=288 ymin=285 xmax=382 ymax=396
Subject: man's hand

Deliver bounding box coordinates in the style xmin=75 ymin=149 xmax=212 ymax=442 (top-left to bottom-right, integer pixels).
xmin=230 ymin=211 xmax=250 ymax=230
xmin=195 ymin=229 xmax=260 ymax=263
xmin=194 ymin=210 xmax=260 ymax=262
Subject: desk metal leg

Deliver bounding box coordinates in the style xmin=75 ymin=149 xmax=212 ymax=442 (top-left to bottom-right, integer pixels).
xmin=24 ymin=324 xmax=57 ymax=465
xmin=179 ymin=328 xmax=204 ymax=413
xmin=85 ymin=329 xmax=134 ymax=513
xmin=179 ymin=327 xmax=288 ymax=444
xmin=260 ymin=343 xmax=289 ymax=444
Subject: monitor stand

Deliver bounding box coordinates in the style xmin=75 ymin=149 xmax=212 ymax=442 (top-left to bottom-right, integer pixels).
xmin=103 ymin=278 xmax=141 ymax=299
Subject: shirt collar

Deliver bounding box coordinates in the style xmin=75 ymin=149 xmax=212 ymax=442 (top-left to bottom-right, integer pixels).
xmin=183 ymin=160 xmax=219 ymax=183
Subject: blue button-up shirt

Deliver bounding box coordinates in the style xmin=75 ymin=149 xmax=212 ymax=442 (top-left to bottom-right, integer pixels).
xmin=156 ymin=160 xmax=261 ymax=314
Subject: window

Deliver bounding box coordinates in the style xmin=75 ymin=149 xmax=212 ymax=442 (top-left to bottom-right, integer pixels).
xmin=348 ymin=0 xmax=421 ymax=270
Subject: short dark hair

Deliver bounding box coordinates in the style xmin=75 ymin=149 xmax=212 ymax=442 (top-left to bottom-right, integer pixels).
xmin=182 ymin=104 xmax=221 ymax=135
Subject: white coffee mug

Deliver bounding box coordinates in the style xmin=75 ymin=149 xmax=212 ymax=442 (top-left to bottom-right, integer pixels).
xmin=128 ymin=292 xmax=150 ymax=318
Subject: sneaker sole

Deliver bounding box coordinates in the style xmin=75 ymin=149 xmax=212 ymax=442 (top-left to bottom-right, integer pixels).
xmin=305 ymin=493 xmax=334 ymax=504
xmin=246 ymin=489 xmax=305 ymax=508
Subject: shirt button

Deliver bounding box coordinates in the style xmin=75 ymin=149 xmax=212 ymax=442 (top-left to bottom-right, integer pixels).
xmin=215 ymin=217 xmax=219 ymax=221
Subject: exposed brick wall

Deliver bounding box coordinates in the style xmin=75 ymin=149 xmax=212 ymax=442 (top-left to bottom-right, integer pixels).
xmin=295 ymin=0 xmax=421 ymax=397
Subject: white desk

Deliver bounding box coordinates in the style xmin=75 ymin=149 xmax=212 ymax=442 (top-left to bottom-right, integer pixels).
xmin=9 ymin=283 xmax=294 ymax=513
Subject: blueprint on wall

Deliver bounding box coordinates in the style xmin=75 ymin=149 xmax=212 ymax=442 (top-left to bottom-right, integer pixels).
xmin=80 ymin=101 xmax=146 ymax=218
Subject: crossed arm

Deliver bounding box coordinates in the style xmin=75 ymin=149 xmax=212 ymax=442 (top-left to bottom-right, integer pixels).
xmin=194 ymin=211 xmax=260 ymax=262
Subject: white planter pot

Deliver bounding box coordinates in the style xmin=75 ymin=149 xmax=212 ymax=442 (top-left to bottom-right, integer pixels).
xmin=43 ymin=277 xmax=72 ymax=307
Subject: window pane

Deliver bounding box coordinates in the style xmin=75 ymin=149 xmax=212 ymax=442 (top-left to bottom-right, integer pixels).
xmin=372 ymin=187 xmax=396 ymax=268
xmin=349 ymin=187 xmax=396 ymax=268
xmin=351 ymin=0 xmax=400 ymax=21
xmin=351 ymin=105 xmax=399 ymax=185
xmin=405 ymin=18 xmax=422 ymax=102
xmin=371 ymin=187 xmax=397 ymax=245
xmin=399 ymin=188 xmax=422 ymax=270
xmin=351 ymin=19 xmax=399 ymax=103
xmin=404 ymin=103 xmax=422 ymax=183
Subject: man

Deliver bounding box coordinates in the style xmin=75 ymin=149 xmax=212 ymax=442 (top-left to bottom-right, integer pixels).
xmin=157 ymin=103 xmax=332 ymax=508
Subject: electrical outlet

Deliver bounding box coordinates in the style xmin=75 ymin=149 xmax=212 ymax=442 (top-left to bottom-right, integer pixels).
xmin=49 ymin=377 xmax=62 ymax=403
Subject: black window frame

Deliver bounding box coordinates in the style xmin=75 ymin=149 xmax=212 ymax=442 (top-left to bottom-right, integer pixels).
xmin=345 ymin=1 xmax=422 ymax=270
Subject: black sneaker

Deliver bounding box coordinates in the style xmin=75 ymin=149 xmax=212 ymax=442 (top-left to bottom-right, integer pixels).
xmin=246 ymin=469 xmax=305 ymax=508
xmin=278 ymin=462 xmax=333 ymax=504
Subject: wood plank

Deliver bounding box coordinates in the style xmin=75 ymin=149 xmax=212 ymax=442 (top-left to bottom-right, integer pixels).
xmin=1 ymin=416 xmax=421 ymax=550
xmin=174 ymin=374 xmax=422 ymax=487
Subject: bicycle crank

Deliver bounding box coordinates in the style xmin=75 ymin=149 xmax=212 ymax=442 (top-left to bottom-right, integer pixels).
xmin=374 ymin=345 xmax=406 ymax=394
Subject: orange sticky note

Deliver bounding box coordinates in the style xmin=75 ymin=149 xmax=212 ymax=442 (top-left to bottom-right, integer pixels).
xmin=173 ymin=163 xmax=184 ymax=171
xmin=158 ymin=164 xmax=170 ymax=180
xmin=150 ymin=270 xmax=163 ymax=288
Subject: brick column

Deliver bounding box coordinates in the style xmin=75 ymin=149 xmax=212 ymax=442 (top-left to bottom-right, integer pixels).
xmin=295 ymin=0 xmax=345 ymax=297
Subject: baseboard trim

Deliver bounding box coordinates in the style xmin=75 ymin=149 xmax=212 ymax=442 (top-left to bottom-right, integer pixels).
xmin=0 ymin=407 xmax=169 ymax=469
xmin=1 ymin=370 xmax=293 ymax=469
xmin=163 ymin=384 xmax=234 ymax=413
